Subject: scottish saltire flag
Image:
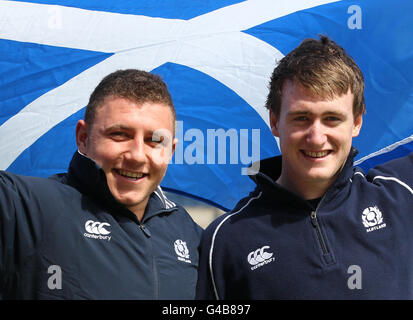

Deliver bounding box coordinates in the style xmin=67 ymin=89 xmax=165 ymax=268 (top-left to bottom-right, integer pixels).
xmin=1 ymin=0 xmax=412 ymax=211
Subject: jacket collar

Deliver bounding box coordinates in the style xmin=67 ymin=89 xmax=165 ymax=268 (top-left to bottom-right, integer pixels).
xmin=63 ymin=151 xmax=177 ymax=221
xmin=249 ymin=147 xmax=359 ymax=199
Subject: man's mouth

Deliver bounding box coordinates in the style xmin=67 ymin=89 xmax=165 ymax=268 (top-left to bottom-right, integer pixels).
xmin=114 ymin=169 xmax=147 ymax=180
xmin=301 ymin=150 xmax=331 ymax=158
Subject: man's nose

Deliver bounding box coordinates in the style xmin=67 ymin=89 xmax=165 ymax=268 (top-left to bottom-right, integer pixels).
xmin=125 ymin=138 xmax=146 ymax=163
xmin=306 ymin=121 xmax=327 ymax=146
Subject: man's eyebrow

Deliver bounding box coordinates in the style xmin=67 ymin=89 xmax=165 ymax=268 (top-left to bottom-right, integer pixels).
xmin=323 ymin=110 xmax=347 ymax=118
xmin=103 ymin=124 xmax=159 ymax=135
xmin=103 ymin=124 xmax=132 ymax=132
xmin=286 ymin=110 xmax=310 ymax=117
xmin=286 ymin=110 xmax=347 ymax=117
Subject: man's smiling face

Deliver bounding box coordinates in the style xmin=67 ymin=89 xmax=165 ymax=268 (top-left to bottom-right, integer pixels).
xmin=270 ymin=80 xmax=363 ymax=199
xmin=76 ymin=96 xmax=176 ymax=218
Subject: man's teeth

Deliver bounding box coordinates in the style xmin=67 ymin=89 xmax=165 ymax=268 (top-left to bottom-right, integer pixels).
xmin=304 ymin=151 xmax=329 ymax=158
xmin=118 ymin=170 xmax=144 ymax=179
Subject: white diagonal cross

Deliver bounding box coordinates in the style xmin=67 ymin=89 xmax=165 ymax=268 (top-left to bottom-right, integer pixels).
xmin=0 ymin=0 xmax=339 ymax=169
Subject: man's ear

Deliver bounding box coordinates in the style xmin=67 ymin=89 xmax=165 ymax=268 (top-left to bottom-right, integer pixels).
xmin=76 ymin=120 xmax=89 ymax=154
xmin=269 ymin=110 xmax=280 ymax=137
xmin=171 ymin=138 xmax=178 ymax=157
xmin=352 ymin=113 xmax=363 ymax=138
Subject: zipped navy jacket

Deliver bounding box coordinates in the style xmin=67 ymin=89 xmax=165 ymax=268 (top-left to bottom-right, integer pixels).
xmin=196 ymin=149 xmax=413 ymax=299
xmin=0 ymin=151 xmax=202 ymax=299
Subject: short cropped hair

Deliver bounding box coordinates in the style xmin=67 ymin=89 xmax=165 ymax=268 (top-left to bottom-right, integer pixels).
xmin=266 ymin=35 xmax=365 ymax=118
xmin=85 ymin=69 xmax=176 ymax=130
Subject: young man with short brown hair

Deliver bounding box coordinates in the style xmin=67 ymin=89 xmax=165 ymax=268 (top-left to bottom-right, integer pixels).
xmin=196 ymin=36 xmax=413 ymax=300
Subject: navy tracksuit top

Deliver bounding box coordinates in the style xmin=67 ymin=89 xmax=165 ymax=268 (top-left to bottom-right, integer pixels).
xmin=196 ymin=149 xmax=413 ymax=299
xmin=0 ymin=151 xmax=202 ymax=299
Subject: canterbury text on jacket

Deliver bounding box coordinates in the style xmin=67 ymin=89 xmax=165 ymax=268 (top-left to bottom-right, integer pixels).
xmin=196 ymin=149 xmax=413 ymax=299
xmin=0 ymin=151 xmax=202 ymax=299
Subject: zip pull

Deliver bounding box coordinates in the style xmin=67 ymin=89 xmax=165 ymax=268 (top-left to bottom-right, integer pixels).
xmin=139 ymin=224 xmax=151 ymax=238
xmin=310 ymin=210 xmax=329 ymax=255
xmin=310 ymin=211 xmax=318 ymax=227
xmin=309 ymin=210 xmax=335 ymax=264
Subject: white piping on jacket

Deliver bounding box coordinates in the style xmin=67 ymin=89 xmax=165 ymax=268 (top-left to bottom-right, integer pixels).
xmin=353 ymin=169 xmax=412 ymax=195
xmin=209 ymin=191 xmax=262 ymax=300
xmin=154 ymin=186 xmax=176 ymax=209
xmin=373 ymin=176 xmax=413 ymax=195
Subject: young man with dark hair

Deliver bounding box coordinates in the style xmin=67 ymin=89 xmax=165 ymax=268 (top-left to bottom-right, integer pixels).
xmin=0 ymin=69 xmax=202 ymax=299
xmin=196 ymin=36 xmax=413 ymax=299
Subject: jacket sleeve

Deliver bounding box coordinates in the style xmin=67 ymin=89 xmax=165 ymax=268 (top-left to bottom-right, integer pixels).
xmin=367 ymin=152 xmax=413 ymax=192
xmin=0 ymin=172 xmax=19 ymax=296
xmin=195 ymin=223 xmax=218 ymax=300
xmin=196 ymin=190 xmax=262 ymax=300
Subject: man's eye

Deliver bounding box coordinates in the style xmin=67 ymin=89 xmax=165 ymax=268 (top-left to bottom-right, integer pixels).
xmin=325 ymin=116 xmax=341 ymax=122
xmin=294 ymin=116 xmax=308 ymax=121
xmin=110 ymin=131 xmax=127 ymax=138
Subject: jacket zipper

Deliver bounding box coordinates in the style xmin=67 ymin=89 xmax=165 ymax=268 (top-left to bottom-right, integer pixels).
xmin=139 ymin=224 xmax=151 ymax=237
xmin=139 ymin=223 xmax=159 ymax=299
xmin=310 ymin=211 xmax=329 ymax=255
xmin=149 ymin=237 xmax=159 ymax=299
xmin=137 ymin=208 xmax=176 ymax=299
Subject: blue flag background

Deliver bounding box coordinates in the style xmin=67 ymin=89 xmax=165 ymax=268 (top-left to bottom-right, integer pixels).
xmin=1 ymin=0 xmax=412 ymax=211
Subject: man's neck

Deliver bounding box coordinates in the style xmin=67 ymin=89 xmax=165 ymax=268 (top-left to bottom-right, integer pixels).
xmin=127 ymin=200 xmax=148 ymax=222
xmin=276 ymin=174 xmax=333 ymax=200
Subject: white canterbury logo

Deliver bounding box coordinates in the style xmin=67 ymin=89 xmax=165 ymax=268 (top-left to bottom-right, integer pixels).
xmin=247 ymin=245 xmax=275 ymax=270
xmin=84 ymin=220 xmax=112 ymax=241
xmin=85 ymin=220 xmax=111 ymax=235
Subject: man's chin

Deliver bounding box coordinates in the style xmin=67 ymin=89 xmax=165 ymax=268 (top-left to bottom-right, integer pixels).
xmin=113 ymin=194 xmax=148 ymax=209
xmin=304 ymin=169 xmax=339 ymax=185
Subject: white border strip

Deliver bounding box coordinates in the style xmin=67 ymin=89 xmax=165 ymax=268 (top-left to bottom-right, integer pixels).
xmin=354 ymin=135 xmax=413 ymax=166
xmin=209 ymin=191 xmax=262 ymax=300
